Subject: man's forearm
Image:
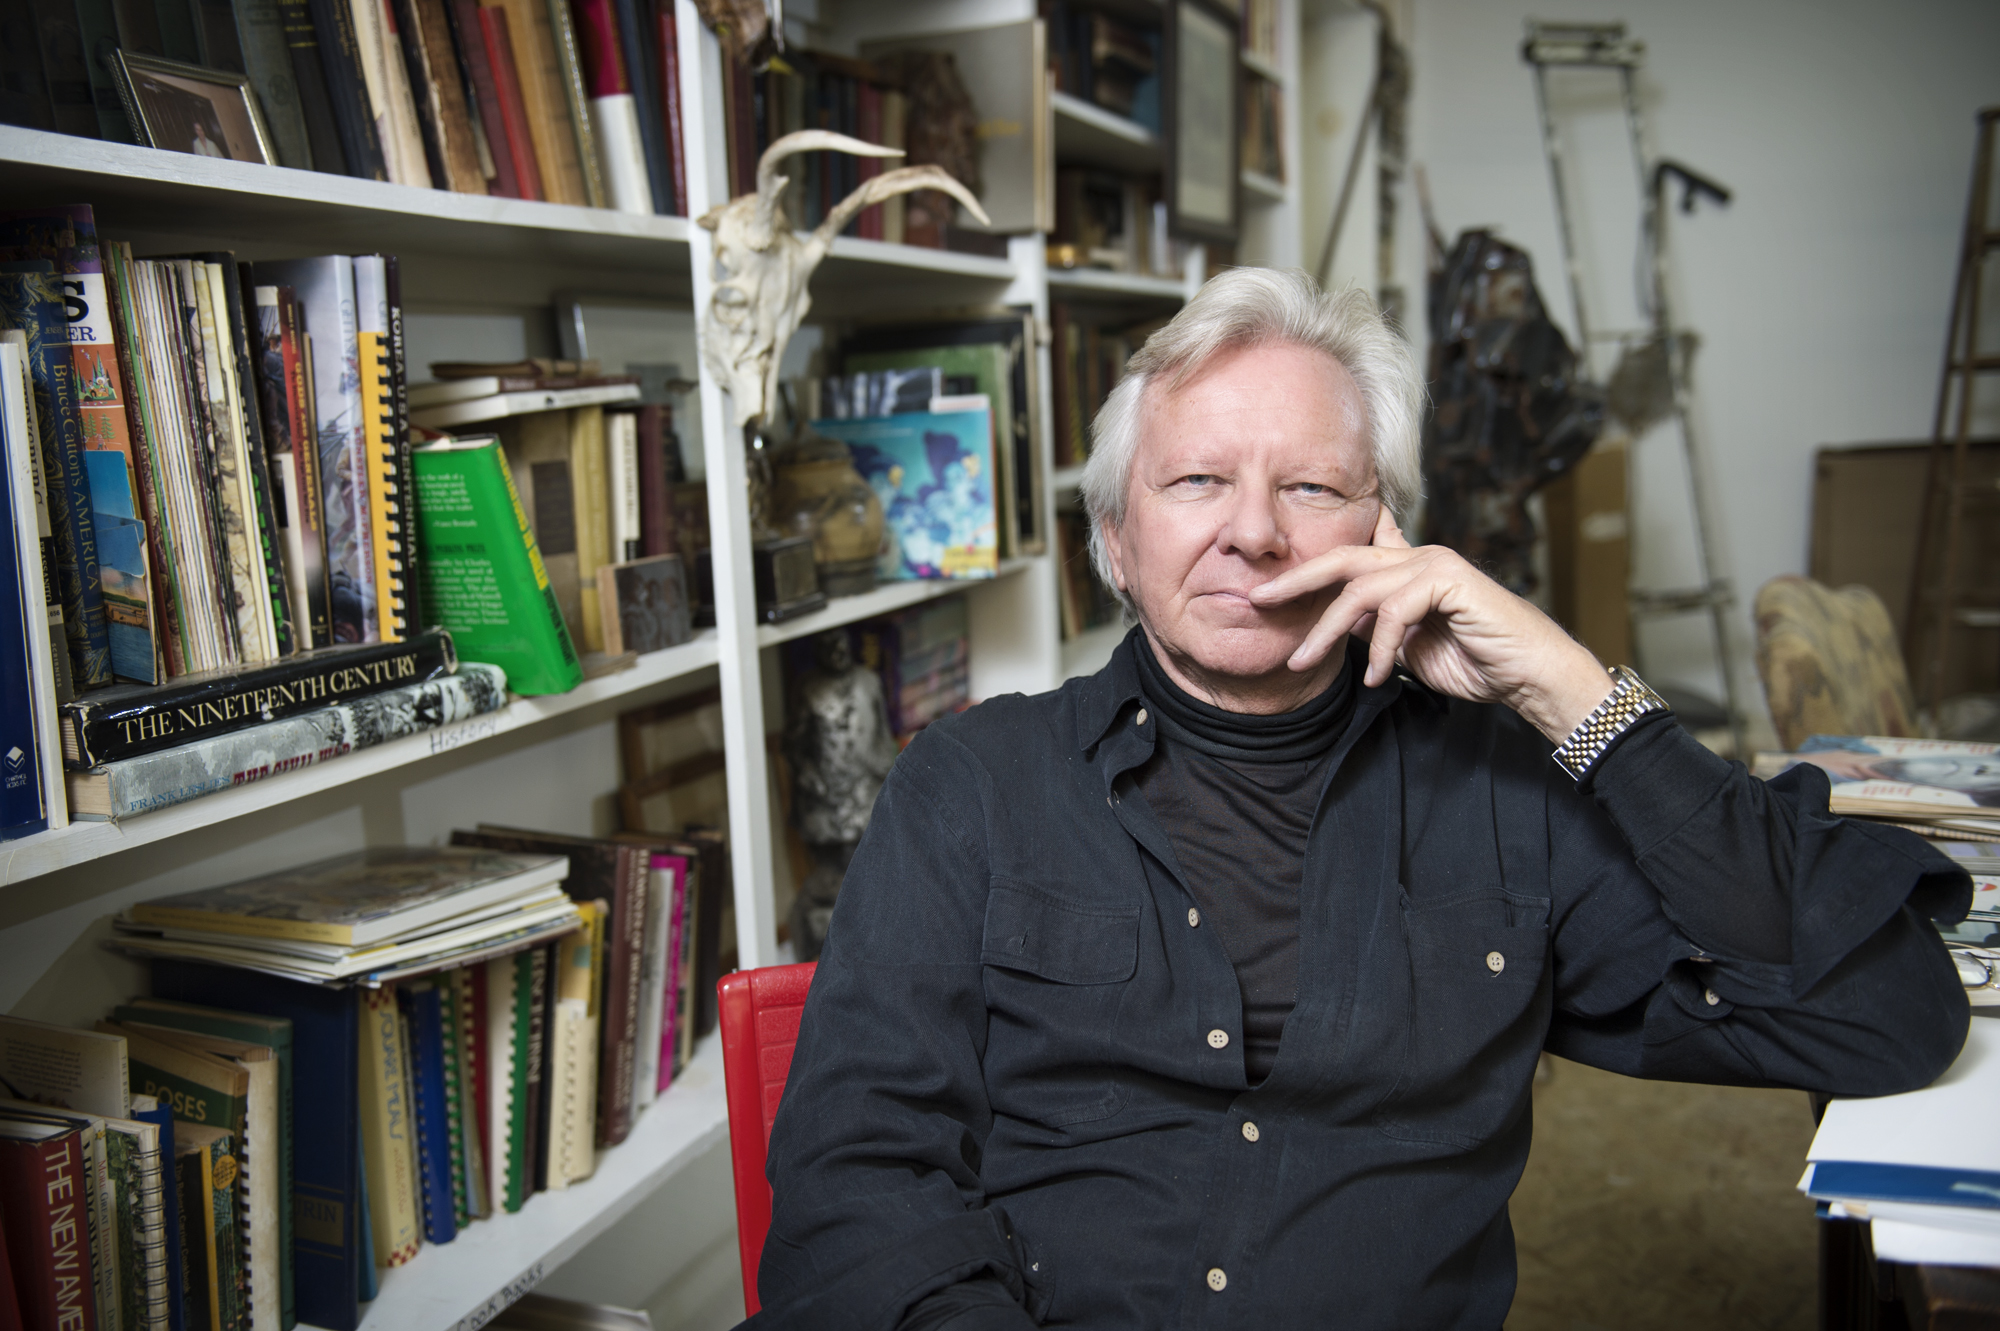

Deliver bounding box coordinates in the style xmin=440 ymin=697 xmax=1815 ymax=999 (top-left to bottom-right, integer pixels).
xmin=898 ymin=1277 xmax=1037 ymax=1331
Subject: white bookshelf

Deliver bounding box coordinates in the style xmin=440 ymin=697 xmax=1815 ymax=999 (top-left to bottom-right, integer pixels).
xmin=758 ymin=561 xmax=1032 ymax=649
xmin=1051 ymin=91 xmax=1162 ymax=173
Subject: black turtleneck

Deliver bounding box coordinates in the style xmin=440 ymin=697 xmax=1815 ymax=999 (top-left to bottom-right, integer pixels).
xmin=1132 ymin=639 xmax=1355 ymax=1084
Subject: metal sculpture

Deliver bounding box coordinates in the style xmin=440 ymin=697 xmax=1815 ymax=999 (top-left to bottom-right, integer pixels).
xmin=698 ymin=130 xmax=991 ymax=430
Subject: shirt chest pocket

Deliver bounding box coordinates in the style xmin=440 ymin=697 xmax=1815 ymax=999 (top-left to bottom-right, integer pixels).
xmin=980 ymin=881 xmax=1139 ymax=1128
xmin=1374 ymin=888 xmax=1551 ymax=1151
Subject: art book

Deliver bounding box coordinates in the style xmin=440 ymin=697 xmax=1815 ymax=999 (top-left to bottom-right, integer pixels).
xmin=1752 ymin=736 xmax=2000 ymax=832
xmin=811 ymin=402 xmax=998 ymax=581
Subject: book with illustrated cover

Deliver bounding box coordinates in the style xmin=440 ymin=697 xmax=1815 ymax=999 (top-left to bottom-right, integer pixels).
xmin=60 ymin=626 xmax=457 ymax=767
xmin=358 ymin=987 xmax=422 ymax=1268
xmin=412 ymin=436 xmax=583 ymax=695
xmin=0 ymin=268 xmax=110 ymax=689
xmin=126 ymin=844 xmax=568 ymax=947
xmin=67 ymin=661 xmax=508 ymax=821
xmin=811 ymin=403 xmax=999 ymax=581
xmin=1752 ymin=736 xmax=2000 ymax=832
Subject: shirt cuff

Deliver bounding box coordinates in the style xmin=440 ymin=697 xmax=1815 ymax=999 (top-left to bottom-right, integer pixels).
xmin=898 ymin=1277 xmax=1037 ymax=1331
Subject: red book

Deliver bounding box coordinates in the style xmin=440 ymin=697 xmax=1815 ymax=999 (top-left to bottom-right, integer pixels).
xmin=447 ymin=0 xmax=521 ymax=198
xmin=633 ymin=404 xmax=676 ymax=558
xmin=479 ymin=6 xmax=547 ymax=201
xmin=0 ymin=1203 xmax=22 ymax=1331
xmin=570 ymin=0 xmax=627 ymax=96
xmin=655 ymin=4 xmax=686 ymax=215
xmin=856 ymin=80 xmax=883 ymax=240
xmin=0 ymin=1125 xmax=96 ymax=1331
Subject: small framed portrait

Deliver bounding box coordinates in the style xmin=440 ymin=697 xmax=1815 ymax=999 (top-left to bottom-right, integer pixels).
xmin=112 ymin=51 xmax=276 ymax=165
xmin=1164 ymin=0 xmax=1241 ymax=245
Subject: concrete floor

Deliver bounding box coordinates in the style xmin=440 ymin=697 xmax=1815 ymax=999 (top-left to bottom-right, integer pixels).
xmin=1506 ymin=1056 xmax=1821 ymax=1331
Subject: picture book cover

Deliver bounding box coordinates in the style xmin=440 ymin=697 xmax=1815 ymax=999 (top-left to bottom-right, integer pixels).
xmin=1753 ymin=736 xmax=2000 ymax=823
xmin=810 ymin=404 xmax=997 ymax=581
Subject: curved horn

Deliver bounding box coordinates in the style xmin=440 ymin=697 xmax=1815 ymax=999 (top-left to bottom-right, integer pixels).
xmin=750 ymin=130 xmax=906 ymax=247
xmin=808 ymin=165 xmax=992 ymax=260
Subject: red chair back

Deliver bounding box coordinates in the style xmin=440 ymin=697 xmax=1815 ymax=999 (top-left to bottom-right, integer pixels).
xmin=717 ymin=961 xmax=817 ymax=1317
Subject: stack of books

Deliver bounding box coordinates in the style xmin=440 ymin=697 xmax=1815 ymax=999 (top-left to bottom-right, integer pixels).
xmin=2 ymin=0 xmax=692 ymax=215
xmin=1754 ymin=735 xmax=1999 ymax=1005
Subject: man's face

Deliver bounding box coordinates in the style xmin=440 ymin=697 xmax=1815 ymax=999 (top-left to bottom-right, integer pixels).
xmin=1102 ymin=340 xmax=1382 ymax=697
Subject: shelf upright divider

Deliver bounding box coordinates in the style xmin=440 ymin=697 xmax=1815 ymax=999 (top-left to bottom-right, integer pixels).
xmin=680 ymin=0 xmax=781 ymax=971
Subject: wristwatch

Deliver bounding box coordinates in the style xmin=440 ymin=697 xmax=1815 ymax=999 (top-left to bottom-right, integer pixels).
xmin=1551 ymin=665 xmax=1670 ymax=781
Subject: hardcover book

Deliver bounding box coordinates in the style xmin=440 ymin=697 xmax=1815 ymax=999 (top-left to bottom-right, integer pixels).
xmin=596 ymin=553 xmax=691 ymax=657
xmin=0 ymin=1121 xmax=98 ymax=1331
xmin=251 ymin=284 xmax=334 ymax=650
xmin=398 ymin=982 xmax=458 ymax=1242
xmin=66 ymin=662 xmax=508 ymax=821
xmin=0 ymin=340 xmax=61 ymax=839
xmin=59 ymin=627 xmax=457 ymax=768
xmin=3 ymin=327 xmax=75 ymax=706
xmin=127 ymin=844 xmax=568 ymax=947
xmin=358 ymin=988 xmax=421 ymax=1267
xmin=412 ymin=436 xmax=583 ymax=695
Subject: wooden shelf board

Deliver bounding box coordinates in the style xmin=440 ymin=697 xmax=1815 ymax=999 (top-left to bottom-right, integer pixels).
xmin=1051 ymin=92 xmax=1162 ymax=173
xmin=1046 ymin=267 xmax=1187 ymax=300
xmin=1240 ymin=170 xmax=1288 ymax=204
xmin=336 ymin=1033 xmax=729 ymax=1331
xmin=757 ymin=559 xmax=1035 ymax=649
xmin=0 ymin=634 xmax=720 ymax=888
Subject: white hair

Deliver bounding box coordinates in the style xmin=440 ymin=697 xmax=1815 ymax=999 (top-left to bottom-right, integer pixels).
xmin=1080 ymin=268 xmax=1425 ymax=615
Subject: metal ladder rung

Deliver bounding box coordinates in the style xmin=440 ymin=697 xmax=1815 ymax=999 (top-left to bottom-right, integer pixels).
xmin=1948 ymin=355 xmax=2000 ymax=372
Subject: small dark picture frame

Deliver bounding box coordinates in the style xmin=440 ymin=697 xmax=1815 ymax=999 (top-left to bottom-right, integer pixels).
xmin=1163 ymin=0 xmax=1241 ymax=245
xmin=112 ymin=51 xmax=276 ymax=165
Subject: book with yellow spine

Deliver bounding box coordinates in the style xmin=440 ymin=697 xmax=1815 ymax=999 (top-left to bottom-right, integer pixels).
xmin=358 ymin=987 xmax=421 ymax=1268
xmin=357 ymin=330 xmax=410 ymax=643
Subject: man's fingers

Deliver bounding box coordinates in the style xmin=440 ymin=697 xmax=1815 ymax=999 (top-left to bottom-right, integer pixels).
xmin=1251 ymin=543 xmax=1425 ymax=606
xmin=1363 ymin=579 xmax=1446 ymax=687
xmin=1285 ymin=566 xmax=1425 ymax=672
xmin=1372 ymin=504 xmax=1410 ymax=550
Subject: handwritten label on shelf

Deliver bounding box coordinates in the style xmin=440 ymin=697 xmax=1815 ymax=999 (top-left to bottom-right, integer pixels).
xmin=450 ymin=1261 xmax=545 ymax=1331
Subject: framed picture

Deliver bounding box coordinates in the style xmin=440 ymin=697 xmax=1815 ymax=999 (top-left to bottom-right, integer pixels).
xmin=112 ymin=51 xmax=276 ymax=165
xmin=1164 ymin=0 xmax=1241 ymax=245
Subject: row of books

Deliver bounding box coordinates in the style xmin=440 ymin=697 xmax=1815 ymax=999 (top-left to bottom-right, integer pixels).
xmin=1050 ymin=302 xmax=1167 ymax=469
xmin=1045 ymin=2 xmax=1161 ymax=133
xmin=1753 ymin=735 xmax=1998 ymax=1004
xmin=1242 ymin=70 xmax=1283 ymax=183
xmin=1049 ymin=167 xmax=1188 ymax=278
xmin=0 ymin=830 xmax=729 ymax=1331
xmin=1055 ymin=509 xmax=1122 ymax=643
xmin=780 ymin=594 xmax=973 ymax=748
xmin=1 ymin=0 xmax=692 ymax=214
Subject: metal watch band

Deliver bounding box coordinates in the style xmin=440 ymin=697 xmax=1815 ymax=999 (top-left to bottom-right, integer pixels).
xmin=1551 ymin=665 xmax=1670 ymax=781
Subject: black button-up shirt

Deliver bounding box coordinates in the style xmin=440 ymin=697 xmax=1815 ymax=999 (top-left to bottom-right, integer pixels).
xmin=750 ymin=633 xmax=1971 ymax=1330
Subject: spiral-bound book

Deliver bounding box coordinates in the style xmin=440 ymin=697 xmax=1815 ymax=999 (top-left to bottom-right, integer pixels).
xmin=358 ymin=330 xmax=412 ymax=644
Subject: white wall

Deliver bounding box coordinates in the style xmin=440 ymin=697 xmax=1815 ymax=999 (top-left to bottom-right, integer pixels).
xmin=1400 ymin=0 xmax=2000 ymax=713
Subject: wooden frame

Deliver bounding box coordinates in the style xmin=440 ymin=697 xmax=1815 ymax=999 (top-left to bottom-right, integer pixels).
xmin=1163 ymin=0 xmax=1241 ymax=245
xmin=112 ymin=51 xmax=278 ymax=165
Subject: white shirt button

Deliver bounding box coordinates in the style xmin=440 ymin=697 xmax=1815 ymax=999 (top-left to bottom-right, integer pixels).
xmin=1207 ymin=1028 xmax=1230 ymax=1049
xmin=1486 ymin=951 xmax=1505 ymax=974
xmin=1705 ymin=988 xmax=1721 ymax=1007
xmin=1136 ymin=708 xmax=1149 ymax=725
xmin=1206 ymin=1268 xmax=1228 ymax=1292
xmin=1188 ymin=907 xmax=1201 ymax=928
xmin=1241 ymin=1121 xmax=1260 ymax=1143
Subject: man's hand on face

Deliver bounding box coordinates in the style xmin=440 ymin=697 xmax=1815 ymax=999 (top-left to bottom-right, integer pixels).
xmin=1246 ymin=506 xmax=1616 ymax=744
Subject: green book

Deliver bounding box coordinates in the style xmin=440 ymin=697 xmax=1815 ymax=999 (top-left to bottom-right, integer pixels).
xmin=434 ymin=979 xmax=470 ymax=1229
xmin=412 ymin=436 xmax=583 ymax=696
xmin=114 ymin=1000 xmax=296 ymax=1331
xmin=114 ymin=999 xmax=294 ymax=1327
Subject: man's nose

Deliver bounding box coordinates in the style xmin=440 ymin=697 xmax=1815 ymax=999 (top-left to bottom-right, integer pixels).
xmin=1217 ymin=486 xmax=1288 ymax=561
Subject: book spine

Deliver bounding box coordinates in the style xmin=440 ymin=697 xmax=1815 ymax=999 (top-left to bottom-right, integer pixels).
xmin=307 ymin=0 xmax=391 ymax=180
xmin=129 ymin=1103 xmax=185 ymax=1331
xmin=0 ymin=341 xmax=54 ymax=837
xmin=524 ymin=945 xmax=550 ymax=1196
xmin=128 ymin=1126 xmax=171 ymax=1331
xmin=231 ymin=0 xmax=315 ymax=167
xmin=102 ymin=243 xmax=181 ymax=684
xmin=383 ymin=259 xmax=423 ymax=635
xmin=203 ymin=1134 xmax=246 ymax=1331
xmin=218 ymin=262 xmax=297 ymax=660
xmin=357 ymin=987 xmax=421 ymax=1268
xmin=443 ymin=0 xmax=516 ymax=197
xmin=633 ymin=405 xmax=672 ymax=558
xmin=276 ymin=0 xmax=349 ymax=173
xmin=62 ymin=626 xmax=457 ymax=767
xmin=356 ymin=331 xmax=404 ymax=643
xmin=398 ymin=986 xmax=457 ymax=1244
xmin=386 ymin=0 xmax=450 ymax=186
xmin=490 ymin=0 xmax=585 ymax=205
xmin=655 ymin=1 xmax=684 ymax=215
xmin=25 ymin=0 xmax=100 ymax=136
xmin=594 ymin=847 xmax=644 ymax=1146
xmin=346 ymin=0 xmax=431 ymax=188
xmin=435 ymin=974 xmax=471 ymax=1227
xmin=173 ymin=1141 xmax=212 ymax=1331
xmin=607 ymin=408 xmax=639 ymax=563
xmin=478 ymin=7 xmax=545 ymax=201
xmin=405 ymin=0 xmax=488 ymax=191
xmin=603 ymin=0 xmax=663 ymax=217
xmin=249 ymin=286 xmax=315 ymax=650
xmin=280 ymin=289 xmax=333 ymax=648
xmin=568 ymin=405 xmax=609 ymax=653
xmin=658 ymin=856 xmax=685 ymax=1091
xmin=501 ymin=952 xmax=531 ymax=1211
xmin=2 ymin=325 xmax=76 ymax=706
xmin=0 ymin=1131 xmax=97 ymax=1331
xmin=178 ymin=261 xmax=261 ymax=664
xmin=453 ymin=965 xmax=491 ymax=1219
xmin=546 ymin=0 xmax=605 ymax=208
xmin=0 ymin=271 xmax=111 ymax=689
xmin=571 ymin=0 xmax=648 ymax=213
xmin=75 ymin=663 xmax=506 ymax=819
xmin=70 ymin=0 xmax=137 ymax=139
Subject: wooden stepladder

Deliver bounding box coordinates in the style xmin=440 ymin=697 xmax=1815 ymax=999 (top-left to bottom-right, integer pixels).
xmin=1906 ymin=107 xmax=2000 ymax=723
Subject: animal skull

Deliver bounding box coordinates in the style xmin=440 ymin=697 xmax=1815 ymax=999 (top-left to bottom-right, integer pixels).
xmin=698 ymin=130 xmax=992 ymax=428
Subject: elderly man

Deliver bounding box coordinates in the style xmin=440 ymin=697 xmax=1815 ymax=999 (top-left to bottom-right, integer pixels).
xmin=747 ymin=269 xmax=1970 ymax=1330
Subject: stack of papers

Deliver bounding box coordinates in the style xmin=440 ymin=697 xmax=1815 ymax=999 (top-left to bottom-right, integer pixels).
xmin=1754 ymin=737 xmax=2000 ymax=1004
xmin=1801 ymin=1017 xmax=2000 ymax=1265
xmin=112 ymin=846 xmax=579 ymax=986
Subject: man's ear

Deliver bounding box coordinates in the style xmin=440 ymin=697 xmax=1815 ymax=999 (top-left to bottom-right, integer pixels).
xmin=1100 ymin=517 xmax=1129 ymax=591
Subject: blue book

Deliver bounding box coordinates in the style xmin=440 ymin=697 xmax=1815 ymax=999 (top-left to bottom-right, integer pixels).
xmin=1805 ymin=1160 xmax=2000 ymax=1211
xmin=151 ymin=960 xmax=363 ymax=1331
xmin=0 ymin=345 xmax=47 ymax=840
xmin=355 ymin=1122 xmax=377 ymax=1303
xmin=811 ymin=404 xmax=999 ymax=582
xmin=399 ymin=983 xmax=458 ymax=1245
xmin=130 ymin=1099 xmax=187 ymax=1331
